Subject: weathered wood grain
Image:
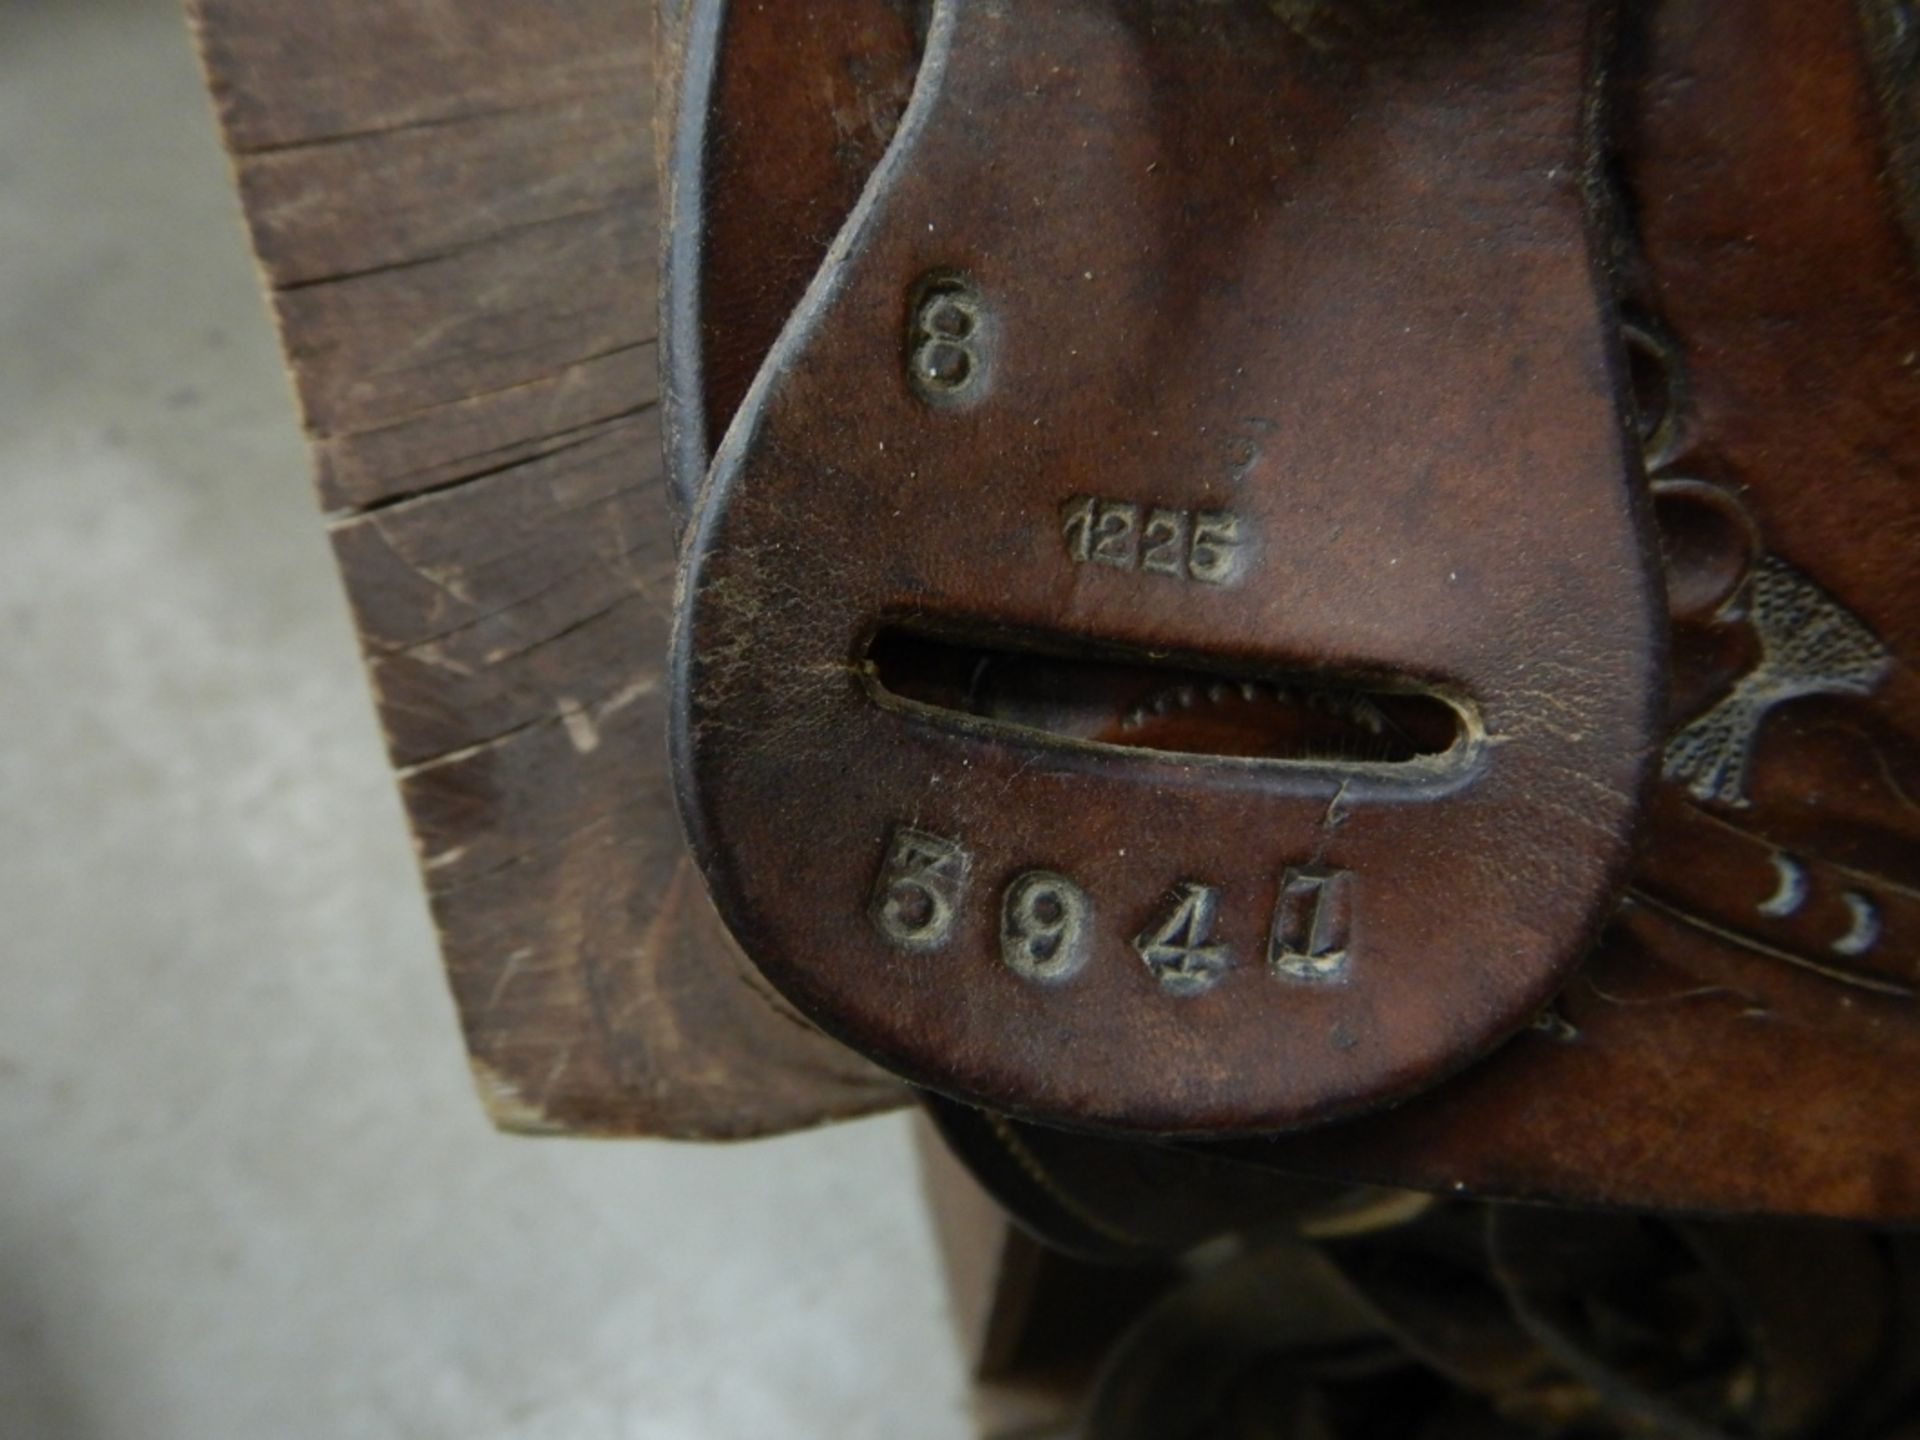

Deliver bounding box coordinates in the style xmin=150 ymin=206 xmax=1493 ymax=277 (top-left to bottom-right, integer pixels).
xmin=187 ymin=0 xmax=904 ymax=1136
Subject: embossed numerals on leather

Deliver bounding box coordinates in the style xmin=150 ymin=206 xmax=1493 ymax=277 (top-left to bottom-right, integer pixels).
xmin=1134 ymin=883 xmax=1231 ymax=994
xmin=1270 ymin=866 xmax=1354 ymax=981
xmin=1060 ymin=495 xmax=1245 ymax=584
xmin=871 ymin=826 xmax=1354 ymax=993
xmin=869 ymin=827 xmax=972 ymax=951
xmin=1000 ymin=870 xmax=1091 ymax=983
xmin=906 ymin=271 xmax=991 ymax=404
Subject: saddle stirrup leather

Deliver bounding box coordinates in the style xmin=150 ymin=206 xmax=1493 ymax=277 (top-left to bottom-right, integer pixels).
xmin=655 ymin=0 xmax=1920 ymax=1432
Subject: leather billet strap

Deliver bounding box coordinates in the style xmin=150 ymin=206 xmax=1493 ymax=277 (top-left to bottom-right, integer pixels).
xmin=669 ymin=0 xmax=1662 ymax=1135
xmin=662 ymin=0 xmax=1920 ymax=1217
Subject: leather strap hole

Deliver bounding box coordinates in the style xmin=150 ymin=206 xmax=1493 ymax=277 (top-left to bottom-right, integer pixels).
xmin=865 ymin=625 xmax=1464 ymax=767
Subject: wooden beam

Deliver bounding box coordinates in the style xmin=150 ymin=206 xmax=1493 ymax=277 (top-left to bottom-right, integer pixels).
xmin=187 ymin=0 xmax=904 ymax=1137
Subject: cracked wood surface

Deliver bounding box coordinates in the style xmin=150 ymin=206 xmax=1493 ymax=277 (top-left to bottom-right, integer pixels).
xmin=187 ymin=0 xmax=904 ymax=1137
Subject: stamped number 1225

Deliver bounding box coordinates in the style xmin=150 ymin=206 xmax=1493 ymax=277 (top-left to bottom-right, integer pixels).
xmin=1060 ymin=495 xmax=1246 ymax=585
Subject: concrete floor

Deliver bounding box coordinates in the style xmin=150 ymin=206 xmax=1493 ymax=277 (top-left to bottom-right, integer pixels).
xmin=0 ymin=2 xmax=972 ymax=1435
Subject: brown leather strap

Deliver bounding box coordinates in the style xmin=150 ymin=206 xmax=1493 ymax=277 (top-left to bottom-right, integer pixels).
xmin=662 ymin=0 xmax=1920 ymax=1219
xmin=671 ymin=0 xmax=1661 ymax=1135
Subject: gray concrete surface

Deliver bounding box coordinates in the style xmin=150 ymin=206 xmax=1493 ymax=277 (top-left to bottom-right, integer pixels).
xmin=0 ymin=2 xmax=972 ymax=1435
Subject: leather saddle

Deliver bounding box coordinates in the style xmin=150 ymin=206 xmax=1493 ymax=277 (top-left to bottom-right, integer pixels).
xmin=654 ymin=0 xmax=1920 ymax=1431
